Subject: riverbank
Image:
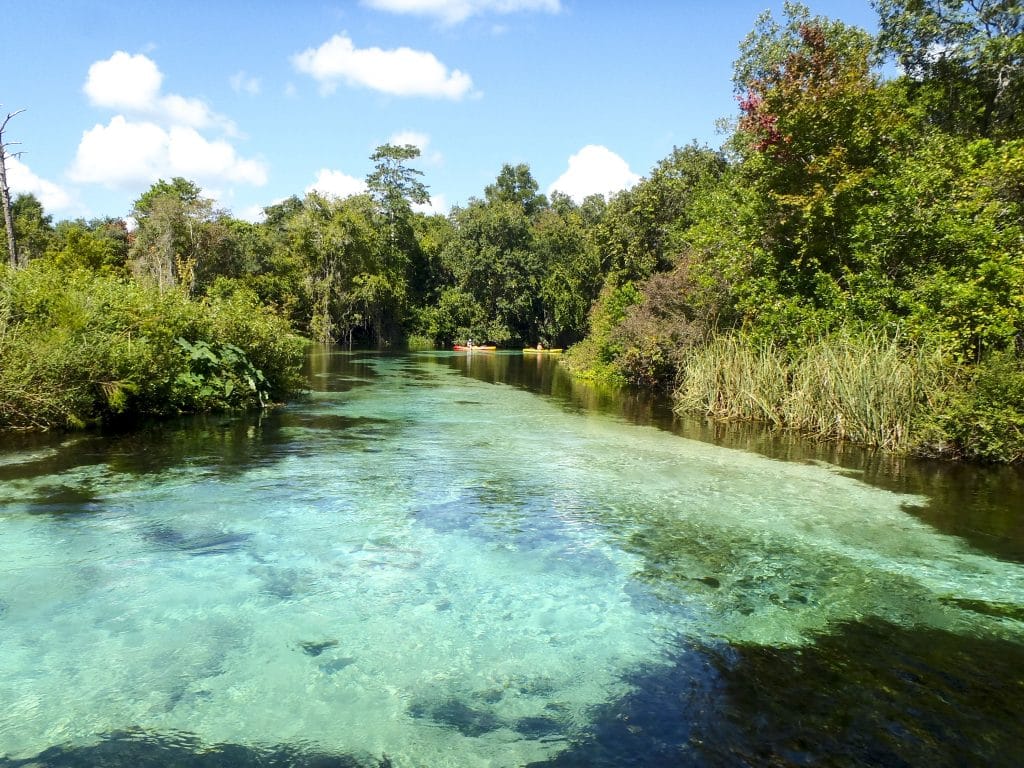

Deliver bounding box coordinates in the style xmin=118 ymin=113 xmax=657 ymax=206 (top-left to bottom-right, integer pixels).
xmin=563 ymin=330 xmax=1024 ymax=465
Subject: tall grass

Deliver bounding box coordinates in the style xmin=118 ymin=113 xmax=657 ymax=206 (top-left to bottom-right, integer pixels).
xmin=675 ymin=331 xmax=947 ymax=451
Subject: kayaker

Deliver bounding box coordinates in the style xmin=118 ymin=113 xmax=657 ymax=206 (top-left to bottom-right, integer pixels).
xmin=468 ymin=338 xmax=474 ymax=348
xmin=536 ymin=341 xmax=543 ymax=350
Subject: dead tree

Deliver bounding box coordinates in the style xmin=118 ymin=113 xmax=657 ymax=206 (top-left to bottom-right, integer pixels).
xmin=0 ymin=108 xmax=25 ymax=268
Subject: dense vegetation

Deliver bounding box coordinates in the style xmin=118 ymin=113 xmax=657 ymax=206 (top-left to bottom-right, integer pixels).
xmin=1 ymin=0 xmax=1021 ymax=461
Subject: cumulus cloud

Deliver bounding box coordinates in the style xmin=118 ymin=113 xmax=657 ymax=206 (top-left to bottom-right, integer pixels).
xmin=362 ymin=0 xmax=560 ymax=25
xmin=69 ymin=116 xmax=267 ymax=189
xmin=292 ymin=34 xmax=474 ymax=99
xmin=84 ymin=51 xmax=235 ymax=133
xmin=5 ymin=156 xmax=77 ymax=213
xmin=548 ymin=144 xmax=640 ymax=202
xmin=305 ymin=168 xmax=368 ymax=199
xmin=71 ymin=52 xmax=266 ymax=193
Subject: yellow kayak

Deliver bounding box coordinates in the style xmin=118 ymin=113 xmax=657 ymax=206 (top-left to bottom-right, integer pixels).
xmin=523 ymin=348 xmax=562 ymax=354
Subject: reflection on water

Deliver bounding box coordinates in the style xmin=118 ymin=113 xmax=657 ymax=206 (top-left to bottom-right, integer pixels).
xmin=1 ymin=347 xmax=1022 ymax=767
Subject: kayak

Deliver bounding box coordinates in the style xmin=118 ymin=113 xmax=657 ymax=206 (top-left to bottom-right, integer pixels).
xmin=523 ymin=348 xmax=562 ymax=354
xmin=453 ymin=345 xmax=497 ymax=351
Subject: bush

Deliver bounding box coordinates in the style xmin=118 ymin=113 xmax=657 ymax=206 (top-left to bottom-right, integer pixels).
xmin=916 ymin=351 xmax=1024 ymax=463
xmin=0 ymin=261 xmax=306 ymax=431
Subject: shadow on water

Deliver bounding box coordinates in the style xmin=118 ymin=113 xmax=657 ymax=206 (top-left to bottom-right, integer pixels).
xmin=0 ymin=412 xmax=396 ymax=518
xmin=8 ymin=619 xmax=1019 ymax=768
xmin=527 ymin=619 xmax=1024 ymax=768
xmin=0 ymin=728 xmax=391 ymax=768
xmin=439 ymin=350 xmax=1024 ymax=564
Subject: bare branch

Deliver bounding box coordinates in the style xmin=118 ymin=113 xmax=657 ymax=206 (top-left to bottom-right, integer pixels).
xmin=0 ymin=107 xmax=26 ymax=267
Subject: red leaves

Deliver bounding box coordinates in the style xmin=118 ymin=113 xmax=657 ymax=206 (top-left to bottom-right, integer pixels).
xmin=738 ymin=87 xmax=789 ymax=154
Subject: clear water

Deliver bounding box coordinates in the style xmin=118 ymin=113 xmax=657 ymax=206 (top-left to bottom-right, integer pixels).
xmin=1 ymin=349 xmax=1023 ymax=767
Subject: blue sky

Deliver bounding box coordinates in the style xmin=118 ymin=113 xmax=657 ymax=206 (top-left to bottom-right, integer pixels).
xmin=2 ymin=1 xmax=880 ymax=223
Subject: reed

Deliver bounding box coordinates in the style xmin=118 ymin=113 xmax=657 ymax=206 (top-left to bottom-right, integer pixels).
xmin=675 ymin=330 xmax=946 ymax=451
xmin=675 ymin=335 xmax=788 ymax=425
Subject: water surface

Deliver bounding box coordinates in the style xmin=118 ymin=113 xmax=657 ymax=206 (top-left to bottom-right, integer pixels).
xmin=1 ymin=349 xmax=1022 ymax=766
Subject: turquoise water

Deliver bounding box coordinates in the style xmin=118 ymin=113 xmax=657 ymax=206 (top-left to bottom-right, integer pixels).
xmin=1 ymin=349 xmax=1023 ymax=767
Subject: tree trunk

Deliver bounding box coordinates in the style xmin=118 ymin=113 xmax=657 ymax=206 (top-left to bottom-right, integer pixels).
xmin=0 ymin=110 xmax=25 ymax=268
xmin=0 ymin=152 xmax=15 ymax=268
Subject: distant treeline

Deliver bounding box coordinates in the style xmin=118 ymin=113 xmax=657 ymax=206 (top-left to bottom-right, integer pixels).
xmin=2 ymin=0 xmax=1021 ymax=461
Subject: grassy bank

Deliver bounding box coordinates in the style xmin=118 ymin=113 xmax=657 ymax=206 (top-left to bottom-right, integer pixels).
xmin=672 ymin=331 xmax=1024 ymax=463
xmin=0 ymin=262 xmax=306 ymax=431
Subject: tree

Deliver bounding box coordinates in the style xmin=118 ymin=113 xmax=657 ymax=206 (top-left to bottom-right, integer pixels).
xmin=533 ymin=201 xmax=602 ymax=346
xmin=595 ymin=144 xmax=726 ymax=284
xmin=442 ymin=192 xmax=542 ymax=345
xmin=733 ymin=3 xmax=893 ymax=302
xmin=129 ymin=178 xmax=223 ymax=294
xmin=366 ymin=144 xmax=429 ymax=268
xmin=4 ymin=193 xmax=53 ymax=264
xmin=0 ymin=108 xmax=25 ymax=267
xmin=288 ymin=193 xmax=383 ymax=345
xmin=484 ymin=163 xmax=548 ymax=217
xmin=873 ymin=0 xmax=1024 ymax=138
xmin=45 ymin=217 xmax=128 ymax=273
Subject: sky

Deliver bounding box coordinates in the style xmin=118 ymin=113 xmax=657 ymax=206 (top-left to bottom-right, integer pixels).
xmin=2 ymin=0 xmax=881 ymax=223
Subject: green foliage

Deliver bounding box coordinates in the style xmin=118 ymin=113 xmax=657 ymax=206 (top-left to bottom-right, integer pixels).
xmin=441 ymin=191 xmax=542 ymax=346
xmin=918 ymin=350 xmax=1024 ymax=463
xmin=562 ymin=282 xmax=642 ymax=383
xmin=366 ymin=144 xmax=430 ymax=213
xmin=596 ymin=144 xmax=726 ymax=284
xmin=129 ymin=179 xmax=225 ymax=294
xmin=873 ymin=0 xmax=1024 ymax=138
xmin=0 ymin=260 xmax=304 ymax=431
xmin=45 ymin=217 xmax=129 ymax=274
xmin=172 ymin=337 xmax=270 ymax=412
xmin=417 ymin=287 xmax=486 ymax=346
xmin=0 ymin=193 xmax=54 ymax=265
xmin=484 ymin=163 xmax=547 ymax=217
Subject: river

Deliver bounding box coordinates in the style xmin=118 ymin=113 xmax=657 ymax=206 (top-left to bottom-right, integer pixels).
xmin=1 ymin=347 xmax=1022 ymax=767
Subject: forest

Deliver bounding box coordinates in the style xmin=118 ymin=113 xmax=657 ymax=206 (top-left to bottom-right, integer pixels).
xmin=1 ymin=1 xmax=1022 ymax=462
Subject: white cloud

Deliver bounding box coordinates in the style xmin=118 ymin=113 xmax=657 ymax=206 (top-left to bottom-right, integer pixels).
xmin=548 ymin=144 xmax=640 ymax=202
xmin=69 ymin=116 xmax=267 ymax=189
xmin=362 ymin=0 xmax=560 ymax=25
xmin=292 ymin=34 xmax=474 ymax=99
xmin=305 ymin=168 xmax=368 ymax=199
xmin=5 ymin=156 xmax=77 ymax=213
xmin=84 ymin=51 xmax=163 ymax=111
xmin=230 ymin=71 xmax=261 ymax=95
xmin=72 ymin=52 xmax=264 ymax=194
xmin=83 ymin=51 xmax=235 ymax=133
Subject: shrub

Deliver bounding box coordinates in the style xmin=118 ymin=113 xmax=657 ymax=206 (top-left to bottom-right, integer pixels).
xmin=0 ymin=261 xmax=305 ymax=431
xmin=916 ymin=351 xmax=1024 ymax=463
